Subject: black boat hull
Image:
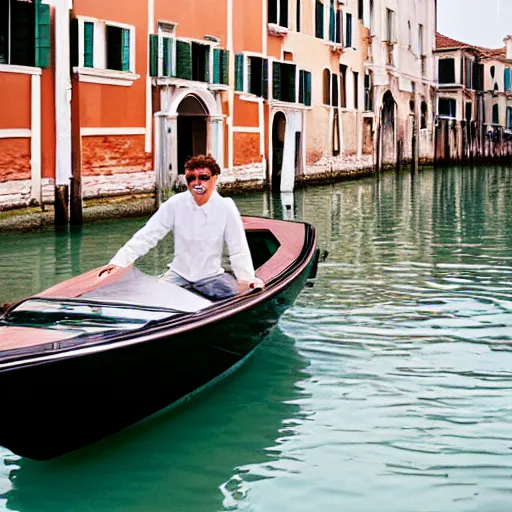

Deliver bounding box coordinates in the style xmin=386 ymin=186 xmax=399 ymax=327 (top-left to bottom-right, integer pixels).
xmin=0 ymin=260 xmax=313 ymax=460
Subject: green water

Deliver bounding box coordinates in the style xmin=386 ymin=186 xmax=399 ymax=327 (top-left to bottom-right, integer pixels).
xmin=1 ymin=166 xmax=512 ymax=511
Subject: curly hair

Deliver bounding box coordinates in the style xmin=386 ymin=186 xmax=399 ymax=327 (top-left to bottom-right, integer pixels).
xmin=184 ymin=154 xmax=222 ymax=176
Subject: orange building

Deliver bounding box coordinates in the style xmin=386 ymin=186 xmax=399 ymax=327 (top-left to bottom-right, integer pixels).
xmin=0 ymin=0 xmax=437 ymax=213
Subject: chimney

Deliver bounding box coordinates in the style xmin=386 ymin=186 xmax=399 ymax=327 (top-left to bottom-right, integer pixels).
xmin=504 ymin=35 xmax=512 ymax=60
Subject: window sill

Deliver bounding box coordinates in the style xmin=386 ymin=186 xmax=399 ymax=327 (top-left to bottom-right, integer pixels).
xmin=236 ymin=92 xmax=265 ymax=103
xmin=74 ymin=67 xmax=140 ymax=87
xmin=155 ymin=76 xmax=210 ymax=88
xmin=0 ymin=64 xmax=42 ymax=76
xmin=268 ymin=23 xmax=288 ymax=38
xmin=325 ymin=41 xmax=344 ymax=54
xmin=209 ymin=83 xmax=230 ymax=92
xmin=438 ymin=83 xmax=462 ymax=89
xmin=268 ymin=99 xmax=311 ymax=110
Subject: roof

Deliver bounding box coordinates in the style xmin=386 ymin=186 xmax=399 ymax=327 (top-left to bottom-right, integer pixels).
xmin=435 ymin=32 xmax=507 ymax=61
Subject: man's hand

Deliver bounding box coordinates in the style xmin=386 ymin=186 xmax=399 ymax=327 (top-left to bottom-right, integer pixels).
xmin=98 ymin=264 xmax=121 ymax=278
xmin=250 ymin=277 xmax=265 ymax=290
xmin=238 ymin=277 xmax=265 ymax=292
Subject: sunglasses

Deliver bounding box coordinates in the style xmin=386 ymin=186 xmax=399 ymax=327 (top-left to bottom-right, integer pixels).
xmin=185 ymin=173 xmax=212 ymax=184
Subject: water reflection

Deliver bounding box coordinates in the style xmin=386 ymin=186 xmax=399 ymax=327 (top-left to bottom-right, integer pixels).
xmin=1 ymin=330 xmax=310 ymax=512
xmin=1 ymin=166 xmax=512 ymax=511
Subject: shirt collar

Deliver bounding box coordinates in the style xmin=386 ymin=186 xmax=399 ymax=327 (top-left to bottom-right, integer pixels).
xmin=187 ymin=189 xmax=218 ymax=216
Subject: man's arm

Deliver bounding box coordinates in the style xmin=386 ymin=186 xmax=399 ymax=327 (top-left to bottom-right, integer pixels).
xmin=106 ymin=199 xmax=175 ymax=270
xmin=224 ymin=199 xmax=264 ymax=289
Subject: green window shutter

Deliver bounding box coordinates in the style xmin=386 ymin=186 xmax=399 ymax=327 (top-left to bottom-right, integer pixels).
xmin=121 ymin=29 xmax=130 ymax=71
xmin=162 ymin=37 xmax=173 ymax=76
xmin=221 ymin=49 xmax=229 ymax=85
xmin=305 ymin=71 xmax=311 ymax=106
xmin=235 ymin=53 xmax=244 ymax=91
xmin=35 ymin=1 xmax=51 ymax=68
xmin=272 ymin=61 xmax=281 ymax=100
xmin=83 ymin=22 xmax=94 ymax=68
xmin=299 ymin=70 xmax=305 ymax=103
xmin=204 ymin=45 xmax=210 ymax=82
xmin=176 ymin=40 xmax=192 ymax=79
xmin=287 ymin=65 xmax=296 ymax=103
xmin=261 ymin=59 xmax=269 ymax=99
xmin=149 ymin=34 xmax=159 ymax=76
xmin=213 ymin=48 xmax=221 ymax=84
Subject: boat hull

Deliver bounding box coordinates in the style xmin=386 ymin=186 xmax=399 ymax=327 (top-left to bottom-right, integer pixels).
xmin=0 ymin=262 xmax=312 ymax=460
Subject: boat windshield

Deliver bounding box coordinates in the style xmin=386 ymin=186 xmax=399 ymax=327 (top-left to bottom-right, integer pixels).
xmin=1 ymin=298 xmax=175 ymax=334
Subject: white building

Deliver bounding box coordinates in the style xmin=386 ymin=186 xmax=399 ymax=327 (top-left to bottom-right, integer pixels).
xmin=364 ymin=0 xmax=437 ymax=166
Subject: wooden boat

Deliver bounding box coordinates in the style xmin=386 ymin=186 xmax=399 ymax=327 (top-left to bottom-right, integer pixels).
xmin=0 ymin=217 xmax=318 ymax=460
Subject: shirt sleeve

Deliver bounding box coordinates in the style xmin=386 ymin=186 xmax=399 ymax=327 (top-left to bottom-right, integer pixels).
xmin=109 ymin=198 xmax=175 ymax=267
xmin=224 ymin=198 xmax=256 ymax=282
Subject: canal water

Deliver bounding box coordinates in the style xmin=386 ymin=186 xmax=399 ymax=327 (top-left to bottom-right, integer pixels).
xmin=0 ymin=165 xmax=511 ymax=511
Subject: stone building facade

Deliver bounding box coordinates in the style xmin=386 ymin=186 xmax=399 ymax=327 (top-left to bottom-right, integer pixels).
xmin=0 ymin=0 xmax=438 ymax=212
xmin=435 ymin=33 xmax=512 ymax=163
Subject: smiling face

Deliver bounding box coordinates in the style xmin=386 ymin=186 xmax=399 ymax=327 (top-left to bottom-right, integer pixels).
xmin=185 ymin=167 xmax=218 ymax=205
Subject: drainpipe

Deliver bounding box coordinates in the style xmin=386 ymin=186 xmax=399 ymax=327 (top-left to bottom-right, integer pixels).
xmin=49 ymin=0 xmax=73 ymax=226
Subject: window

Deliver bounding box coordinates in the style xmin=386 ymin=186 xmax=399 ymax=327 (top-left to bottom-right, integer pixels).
xmin=438 ymin=97 xmax=456 ymax=118
xmin=504 ymin=68 xmax=511 ymax=92
xmin=464 ymin=57 xmax=472 ymax=89
xmin=364 ymin=71 xmax=373 ymax=111
xmin=329 ymin=0 xmax=341 ymax=44
xmin=358 ymin=0 xmax=364 ymax=20
xmin=212 ymin=48 xmax=229 ymax=85
xmin=473 ymin=63 xmax=484 ymax=91
xmin=492 ymin=104 xmax=499 ymax=125
xmin=421 ymin=101 xmax=428 ymax=128
xmin=465 ymin=102 xmax=472 ymax=122
xmin=339 ymin=64 xmax=347 ymax=108
xmin=272 ymin=61 xmax=296 ymax=102
xmin=386 ymin=9 xmax=395 ymax=43
xmin=191 ymin=42 xmax=209 ymax=82
xmin=315 ymin=0 xmax=324 ymax=39
xmin=296 ymin=0 xmax=301 ymax=32
xmin=490 ymin=65 xmax=495 ymax=79
xmin=107 ymin=26 xmax=131 ymax=71
xmin=298 ymin=69 xmax=312 ymax=106
xmin=369 ymin=0 xmax=375 ymax=35
xmin=438 ymin=58 xmax=455 ymax=84
xmin=0 ymin=0 xmax=50 ymax=67
xmin=234 ymin=54 xmax=268 ymax=96
xmin=407 ymin=21 xmax=412 ymax=49
xmin=345 ymin=13 xmax=352 ymax=47
xmin=331 ymin=73 xmax=339 ymax=107
xmin=353 ymin=71 xmax=359 ymax=109
xmin=323 ymin=68 xmax=331 ymax=105
xmin=507 ymin=106 xmax=512 ymax=129
xmin=268 ymin=0 xmax=289 ymax=28
xmin=158 ymin=22 xmax=175 ymax=77
xmin=75 ymin=18 xmax=135 ymax=73
xmin=418 ymin=24 xmax=424 ymax=55
xmin=248 ymin=56 xmax=269 ymax=97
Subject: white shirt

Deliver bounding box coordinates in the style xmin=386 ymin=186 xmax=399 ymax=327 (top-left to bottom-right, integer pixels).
xmin=109 ymin=190 xmax=255 ymax=283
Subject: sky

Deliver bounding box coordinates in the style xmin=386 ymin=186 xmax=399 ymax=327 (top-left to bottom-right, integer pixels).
xmin=437 ymin=0 xmax=512 ymax=49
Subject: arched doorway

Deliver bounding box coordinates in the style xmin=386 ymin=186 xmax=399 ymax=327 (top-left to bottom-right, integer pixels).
xmin=177 ymin=95 xmax=208 ymax=174
xmin=272 ymin=112 xmax=286 ymax=190
xmin=382 ymin=91 xmax=396 ymax=164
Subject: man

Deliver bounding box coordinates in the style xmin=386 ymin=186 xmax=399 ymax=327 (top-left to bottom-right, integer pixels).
xmin=100 ymin=154 xmax=263 ymax=298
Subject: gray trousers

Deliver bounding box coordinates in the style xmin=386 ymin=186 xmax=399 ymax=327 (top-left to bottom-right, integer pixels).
xmin=160 ymin=269 xmax=238 ymax=300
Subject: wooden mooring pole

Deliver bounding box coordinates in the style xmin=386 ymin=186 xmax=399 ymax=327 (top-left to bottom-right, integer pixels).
xmin=70 ymin=73 xmax=83 ymax=226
